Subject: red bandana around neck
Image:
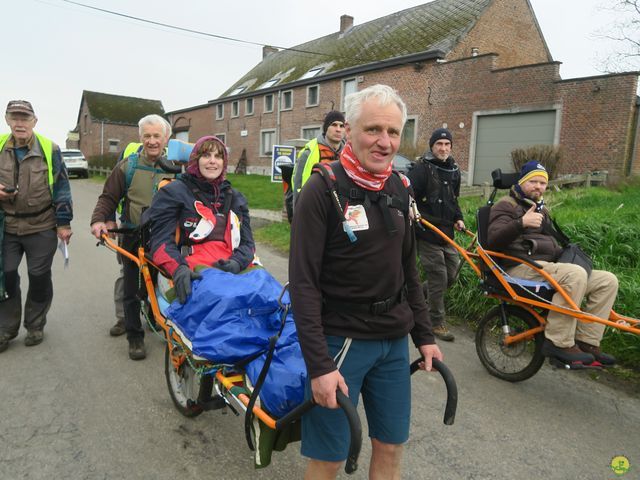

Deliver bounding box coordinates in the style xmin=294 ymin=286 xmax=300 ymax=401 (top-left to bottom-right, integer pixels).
xmin=339 ymin=143 xmax=392 ymax=191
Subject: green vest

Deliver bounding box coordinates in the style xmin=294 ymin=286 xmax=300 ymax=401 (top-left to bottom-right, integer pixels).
xmin=123 ymin=142 xmax=142 ymax=159
xmin=0 ymin=132 xmax=54 ymax=192
xmin=293 ymin=138 xmax=320 ymax=194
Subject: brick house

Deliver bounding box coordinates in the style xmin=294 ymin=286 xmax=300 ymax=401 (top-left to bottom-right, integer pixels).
xmin=69 ymin=90 xmax=164 ymax=160
xmin=166 ymin=0 xmax=639 ymax=183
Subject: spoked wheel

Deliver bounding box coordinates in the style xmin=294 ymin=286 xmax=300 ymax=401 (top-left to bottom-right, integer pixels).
xmin=475 ymin=305 xmax=545 ymax=382
xmin=165 ymin=343 xmax=211 ymax=417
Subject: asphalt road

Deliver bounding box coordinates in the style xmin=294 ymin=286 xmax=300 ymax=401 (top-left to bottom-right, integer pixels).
xmin=1 ymin=178 xmax=638 ymax=480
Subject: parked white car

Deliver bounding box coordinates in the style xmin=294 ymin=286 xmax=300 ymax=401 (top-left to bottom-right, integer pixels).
xmin=61 ymin=149 xmax=89 ymax=178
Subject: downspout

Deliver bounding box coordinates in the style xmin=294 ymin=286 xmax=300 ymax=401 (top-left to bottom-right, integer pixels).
xmin=276 ymin=90 xmax=282 ymax=145
xmin=626 ymin=96 xmax=640 ymax=177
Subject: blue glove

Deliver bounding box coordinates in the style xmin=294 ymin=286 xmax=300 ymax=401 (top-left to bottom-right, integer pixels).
xmin=172 ymin=265 xmax=202 ymax=304
xmin=215 ymin=258 xmax=241 ymax=274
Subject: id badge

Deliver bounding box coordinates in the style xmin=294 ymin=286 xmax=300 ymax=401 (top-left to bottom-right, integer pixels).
xmin=345 ymin=204 xmax=369 ymax=231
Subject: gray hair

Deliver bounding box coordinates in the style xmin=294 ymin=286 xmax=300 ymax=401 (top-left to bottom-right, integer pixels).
xmin=344 ymin=84 xmax=407 ymax=129
xmin=138 ymin=114 xmax=171 ymax=138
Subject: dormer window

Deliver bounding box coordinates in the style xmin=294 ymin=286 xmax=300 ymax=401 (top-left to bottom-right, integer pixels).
xmin=300 ymin=67 xmax=324 ymax=80
xmin=230 ymin=86 xmax=246 ymax=96
xmin=258 ymin=78 xmax=279 ymax=90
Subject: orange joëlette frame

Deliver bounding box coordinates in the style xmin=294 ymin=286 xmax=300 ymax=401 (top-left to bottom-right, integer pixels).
xmin=417 ymin=218 xmax=640 ymax=337
xmin=98 ymin=233 xmax=281 ymax=430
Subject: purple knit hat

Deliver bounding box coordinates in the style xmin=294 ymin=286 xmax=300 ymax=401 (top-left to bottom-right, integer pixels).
xmin=186 ymin=135 xmax=229 ymax=184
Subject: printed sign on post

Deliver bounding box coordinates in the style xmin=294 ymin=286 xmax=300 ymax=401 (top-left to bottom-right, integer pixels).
xmin=271 ymin=145 xmax=296 ymax=182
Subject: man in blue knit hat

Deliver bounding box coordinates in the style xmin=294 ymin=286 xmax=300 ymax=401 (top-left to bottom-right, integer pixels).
xmin=487 ymin=160 xmax=617 ymax=366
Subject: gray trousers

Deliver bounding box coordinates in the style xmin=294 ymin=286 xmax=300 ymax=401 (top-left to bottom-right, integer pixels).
xmin=417 ymin=240 xmax=459 ymax=326
xmin=114 ymin=255 xmax=125 ymax=322
xmin=0 ymin=229 xmax=58 ymax=335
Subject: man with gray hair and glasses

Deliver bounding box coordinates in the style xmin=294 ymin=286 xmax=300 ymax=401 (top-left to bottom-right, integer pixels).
xmin=90 ymin=114 xmax=171 ymax=360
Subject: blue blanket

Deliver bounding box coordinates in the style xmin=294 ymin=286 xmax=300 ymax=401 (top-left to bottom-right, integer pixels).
xmin=165 ymin=267 xmax=307 ymax=417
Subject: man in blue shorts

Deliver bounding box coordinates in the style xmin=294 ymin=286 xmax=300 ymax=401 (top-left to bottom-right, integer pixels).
xmin=289 ymin=84 xmax=443 ymax=479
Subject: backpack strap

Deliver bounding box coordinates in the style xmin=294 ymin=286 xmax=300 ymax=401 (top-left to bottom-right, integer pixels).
xmin=312 ymin=162 xmax=357 ymax=243
xmin=332 ymin=164 xmax=408 ymax=236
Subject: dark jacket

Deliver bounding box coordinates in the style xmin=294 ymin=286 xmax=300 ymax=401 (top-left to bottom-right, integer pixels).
xmin=407 ymin=153 xmax=463 ymax=244
xmin=487 ymin=187 xmax=562 ymax=268
xmin=289 ymin=162 xmax=434 ymax=379
xmin=146 ymin=175 xmax=255 ymax=276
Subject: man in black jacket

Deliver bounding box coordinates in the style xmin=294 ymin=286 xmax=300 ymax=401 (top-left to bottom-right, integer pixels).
xmin=290 ymin=84 xmax=442 ymax=479
xmin=407 ymin=128 xmax=464 ymax=341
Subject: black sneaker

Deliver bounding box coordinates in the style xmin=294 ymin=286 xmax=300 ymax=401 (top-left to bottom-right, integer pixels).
xmin=128 ymin=337 xmax=146 ymax=360
xmin=24 ymin=330 xmax=44 ymax=347
xmin=576 ymin=340 xmax=616 ymax=366
xmin=541 ymin=339 xmax=594 ymax=365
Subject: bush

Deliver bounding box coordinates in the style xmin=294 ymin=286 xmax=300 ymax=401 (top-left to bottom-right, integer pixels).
xmin=511 ymin=145 xmax=562 ymax=179
xmin=88 ymin=154 xmax=119 ymax=170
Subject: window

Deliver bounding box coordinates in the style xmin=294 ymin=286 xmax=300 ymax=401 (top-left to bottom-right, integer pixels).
xmin=401 ymin=117 xmax=417 ymax=150
xmin=232 ymin=101 xmax=239 ymax=117
xmin=108 ymin=139 xmax=120 ymax=153
xmin=245 ymin=98 xmax=254 ymax=116
xmin=260 ymin=129 xmax=276 ymax=156
xmin=281 ymin=90 xmax=293 ymax=110
xmin=176 ymin=131 xmax=189 ymax=142
xmin=264 ymin=94 xmax=274 ymax=113
xmin=306 ymin=85 xmax=319 ymax=107
xmin=342 ymin=78 xmax=357 ymax=110
xmin=215 ymin=133 xmax=226 ymax=144
xmin=300 ymin=67 xmax=324 ymax=80
xmin=259 ymin=78 xmax=279 ymax=90
xmin=230 ymin=86 xmax=246 ymax=96
xmin=83 ymin=114 xmax=88 ymax=134
xmin=302 ymin=126 xmax=321 ymax=140
xmin=216 ymin=104 xmax=224 ymax=120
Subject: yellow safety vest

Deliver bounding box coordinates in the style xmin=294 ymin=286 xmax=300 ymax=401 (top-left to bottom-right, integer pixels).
xmin=0 ymin=132 xmax=54 ymax=192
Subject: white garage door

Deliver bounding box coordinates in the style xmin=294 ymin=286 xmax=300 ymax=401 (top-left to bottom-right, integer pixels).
xmin=472 ymin=111 xmax=556 ymax=185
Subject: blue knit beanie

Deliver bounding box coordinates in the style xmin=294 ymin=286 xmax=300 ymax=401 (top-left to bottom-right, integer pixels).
xmin=518 ymin=160 xmax=548 ymax=185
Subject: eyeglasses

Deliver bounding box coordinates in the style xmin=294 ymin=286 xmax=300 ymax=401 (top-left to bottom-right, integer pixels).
xmin=6 ymin=115 xmax=35 ymax=124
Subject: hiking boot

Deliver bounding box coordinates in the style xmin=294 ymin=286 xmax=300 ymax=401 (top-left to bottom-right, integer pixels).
xmin=24 ymin=330 xmax=44 ymax=347
xmin=0 ymin=335 xmax=12 ymax=353
xmin=576 ymin=340 xmax=616 ymax=366
xmin=128 ymin=337 xmax=146 ymax=361
xmin=541 ymin=339 xmax=594 ymax=365
xmin=109 ymin=319 xmax=126 ymax=337
xmin=433 ymin=325 xmax=455 ymax=342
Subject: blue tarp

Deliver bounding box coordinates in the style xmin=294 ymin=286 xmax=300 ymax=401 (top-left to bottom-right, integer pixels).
xmin=165 ymin=267 xmax=307 ymax=417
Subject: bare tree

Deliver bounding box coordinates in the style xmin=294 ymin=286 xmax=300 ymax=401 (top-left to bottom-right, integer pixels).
xmin=597 ymin=0 xmax=640 ymax=72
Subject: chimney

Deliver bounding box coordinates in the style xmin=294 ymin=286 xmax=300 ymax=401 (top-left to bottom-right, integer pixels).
xmin=263 ymin=45 xmax=279 ymax=59
xmin=340 ymin=15 xmax=353 ymax=33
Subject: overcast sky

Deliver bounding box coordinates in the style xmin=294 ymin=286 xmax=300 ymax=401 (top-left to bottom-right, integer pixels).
xmin=2 ymin=0 xmax=630 ymax=145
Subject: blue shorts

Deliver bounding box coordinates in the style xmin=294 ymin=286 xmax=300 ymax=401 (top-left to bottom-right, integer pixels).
xmin=301 ymin=335 xmax=411 ymax=462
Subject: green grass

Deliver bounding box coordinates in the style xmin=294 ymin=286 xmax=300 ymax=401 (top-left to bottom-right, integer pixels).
xmin=254 ymin=222 xmax=291 ymax=256
xmin=227 ymin=173 xmax=284 ymax=211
